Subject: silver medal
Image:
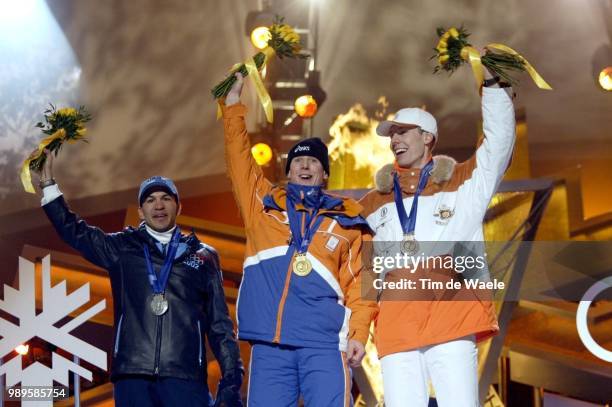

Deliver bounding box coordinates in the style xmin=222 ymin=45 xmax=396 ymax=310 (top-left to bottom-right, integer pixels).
xmin=401 ymin=234 xmax=419 ymax=256
xmin=150 ymin=293 xmax=169 ymax=316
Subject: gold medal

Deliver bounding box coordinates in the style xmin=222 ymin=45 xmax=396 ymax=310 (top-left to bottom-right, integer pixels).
xmin=292 ymin=253 xmax=312 ymax=276
xmin=401 ymin=234 xmax=419 ymax=256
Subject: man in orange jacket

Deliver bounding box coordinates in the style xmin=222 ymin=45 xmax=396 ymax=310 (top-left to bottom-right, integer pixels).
xmin=360 ymin=66 xmax=514 ymax=406
xmin=221 ymin=73 xmax=377 ymax=406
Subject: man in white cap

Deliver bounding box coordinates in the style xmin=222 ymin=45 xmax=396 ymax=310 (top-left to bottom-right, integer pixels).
xmin=359 ymin=68 xmax=515 ymax=406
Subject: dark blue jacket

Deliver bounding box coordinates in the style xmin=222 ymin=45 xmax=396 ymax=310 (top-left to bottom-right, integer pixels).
xmin=43 ymin=196 xmax=243 ymax=402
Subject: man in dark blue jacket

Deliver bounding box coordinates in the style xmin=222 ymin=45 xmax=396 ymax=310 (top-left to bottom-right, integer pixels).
xmin=32 ymin=149 xmax=243 ymax=407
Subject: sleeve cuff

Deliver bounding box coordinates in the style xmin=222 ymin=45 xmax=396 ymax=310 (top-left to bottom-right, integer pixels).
xmin=349 ymin=329 xmax=369 ymax=345
xmin=41 ymin=184 xmax=63 ymax=206
xmin=482 ymin=86 xmax=514 ymax=101
xmin=222 ymin=103 xmax=247 ymax=119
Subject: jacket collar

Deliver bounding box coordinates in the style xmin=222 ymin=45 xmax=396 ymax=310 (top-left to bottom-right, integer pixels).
xmin=263 ymin=186 xmax=369 ymax=230
xmin=144 ymin=224 xmax=176 ymax=244
xmin=285 ymin=183 xmax=326 ymax=209
xmin=135 ymin=223 xmax=201 ymax=254
xmin=374 ymin=155 xmax=457 ymax=193
xmin=264 ymin=186 xmax=362 ymax=217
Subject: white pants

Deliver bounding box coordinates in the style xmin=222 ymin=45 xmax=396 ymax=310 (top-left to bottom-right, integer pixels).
xmin=380 ymin=335 xmax=479 ymax=407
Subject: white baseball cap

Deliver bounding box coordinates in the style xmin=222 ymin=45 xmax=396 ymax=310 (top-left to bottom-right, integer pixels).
xmin=376 ymin=108 xmax=438 ymax=139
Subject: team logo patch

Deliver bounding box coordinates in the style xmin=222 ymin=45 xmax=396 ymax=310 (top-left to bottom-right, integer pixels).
xmin=183 ymin=253 xmax=206 ymax=269
xmin=379 ymin=206 xmax=389 ymax=220
xmin=325 ymin=236 xmax=339 ymax=252
xmin=434 ymin=205 xmax=455 ymax=225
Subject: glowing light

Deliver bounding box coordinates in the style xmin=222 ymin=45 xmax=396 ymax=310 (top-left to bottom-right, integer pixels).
xmin=327 ymin=103 xmax=395 ymax=189
xmin=250 ymin=26 xmax=271 ymax=50
xmin=0 ymin=0 xmax=81 ymax=201
xmin=0 ymin=0 xmax=38 ymax=23
xmin=15 ymin=344 xmax=29 ymax=355
xmin=251 ymin=143 xmax=273 ymax=166
xmin=598 ymin=67 xmax=612 ymax=91
xmin=294 ymin=95 xmax=318 ymax=118
xmin=361 ymin=334 xmax=384 ymax=403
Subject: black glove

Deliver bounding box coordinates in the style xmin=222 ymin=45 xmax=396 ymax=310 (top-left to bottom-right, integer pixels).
xmin=213 ymin=385 xmax=242 ymax=407
xmin=213 ymin=377 xmax=243 ymax=407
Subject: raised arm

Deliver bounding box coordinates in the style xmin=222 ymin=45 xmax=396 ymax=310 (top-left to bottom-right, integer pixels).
xmin=454 ymin=67 xmax=516 ymax=218
xmin=221 ymin=74 xmax=273 ymax=227
xmin=32 ymin=149 xmax=123 ymax=270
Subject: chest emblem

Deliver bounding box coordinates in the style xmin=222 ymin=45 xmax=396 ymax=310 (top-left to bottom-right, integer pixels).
xmin=379 ymin=206 xmax=389 ymax=220
xmin=183 ymin=253 xmax=205 ymax=270
xmin=434 ymin=205 xmax=455 ymax=225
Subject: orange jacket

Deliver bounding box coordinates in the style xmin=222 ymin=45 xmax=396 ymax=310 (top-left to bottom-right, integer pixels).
xmin=360 ymin=88 xmax=514 ymax=357
xmin=222 ymin=103 xmax=377 ymax=349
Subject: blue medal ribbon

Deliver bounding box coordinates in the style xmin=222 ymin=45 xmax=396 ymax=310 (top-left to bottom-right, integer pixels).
xmin=143 ymin=227 xmax=181 ymax=294
xmin=392 ymin=160 xmax=434 ymax=237
xmin=286 ymin=184 xmax=326 ymax=254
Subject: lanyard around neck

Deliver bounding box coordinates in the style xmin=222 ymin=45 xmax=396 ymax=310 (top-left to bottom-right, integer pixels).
xmin=392 ymin=160 xmax=434 ymax=236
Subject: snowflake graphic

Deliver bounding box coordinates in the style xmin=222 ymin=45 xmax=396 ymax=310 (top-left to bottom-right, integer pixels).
xmin=0 ymin=255 xmax=107 ymax=405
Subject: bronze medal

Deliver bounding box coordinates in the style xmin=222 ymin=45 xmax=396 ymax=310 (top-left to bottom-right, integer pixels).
xmin=292 ymin=253 xmax=312 ymax=276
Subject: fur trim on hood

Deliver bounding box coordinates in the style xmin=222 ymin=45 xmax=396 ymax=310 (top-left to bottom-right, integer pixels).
xmin=374 ymin=155 xmax=457 ymax=193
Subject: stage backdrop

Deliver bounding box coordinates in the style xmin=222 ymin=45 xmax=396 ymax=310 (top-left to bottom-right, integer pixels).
xmin=1 ymin=0 xmax=610 ymax=219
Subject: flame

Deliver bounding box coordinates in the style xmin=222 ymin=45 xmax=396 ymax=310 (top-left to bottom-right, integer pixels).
xmin=327 ymin=102 xmax=395 ymax=190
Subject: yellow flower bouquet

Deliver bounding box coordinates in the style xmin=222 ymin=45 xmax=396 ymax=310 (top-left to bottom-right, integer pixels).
xmin=211 ymin=17 xmax=306 ymax=122
xmin=211 ymin=17 xmax=305 ymax=99
xmin=432 ymin=26 xmax=551 ymax=90
xmin=21 ymin=104 xmax=91 ymax=193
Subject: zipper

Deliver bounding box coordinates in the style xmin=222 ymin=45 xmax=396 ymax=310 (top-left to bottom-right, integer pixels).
xmin=197 ymin=320 xmax=203 ymax=366
xmin=273 ymin=248 xmax=297 ymax=343
xmin=153 ymin=315 xmax=163 ymax=375
xmin=113 ymin=314 xmax=124 ymax=356
xmin=152 ymin=249 xmax=169 ymax=375
xmin=273 ymin=211 xmax=314 ymax=343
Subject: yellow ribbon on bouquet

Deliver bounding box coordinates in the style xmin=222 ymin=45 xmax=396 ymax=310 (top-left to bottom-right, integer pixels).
xmin=217 ymin=47 xmax=276 ymax=123
xmin=20 ymin=129 xmax=66 ymax=193
xmin=460 ymin=46 xmax=486 ymax=88
xmin=459 ymin=43 xmax=552 ymax=90
xmin=486 ymin=43 xmax=552 ymax=90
